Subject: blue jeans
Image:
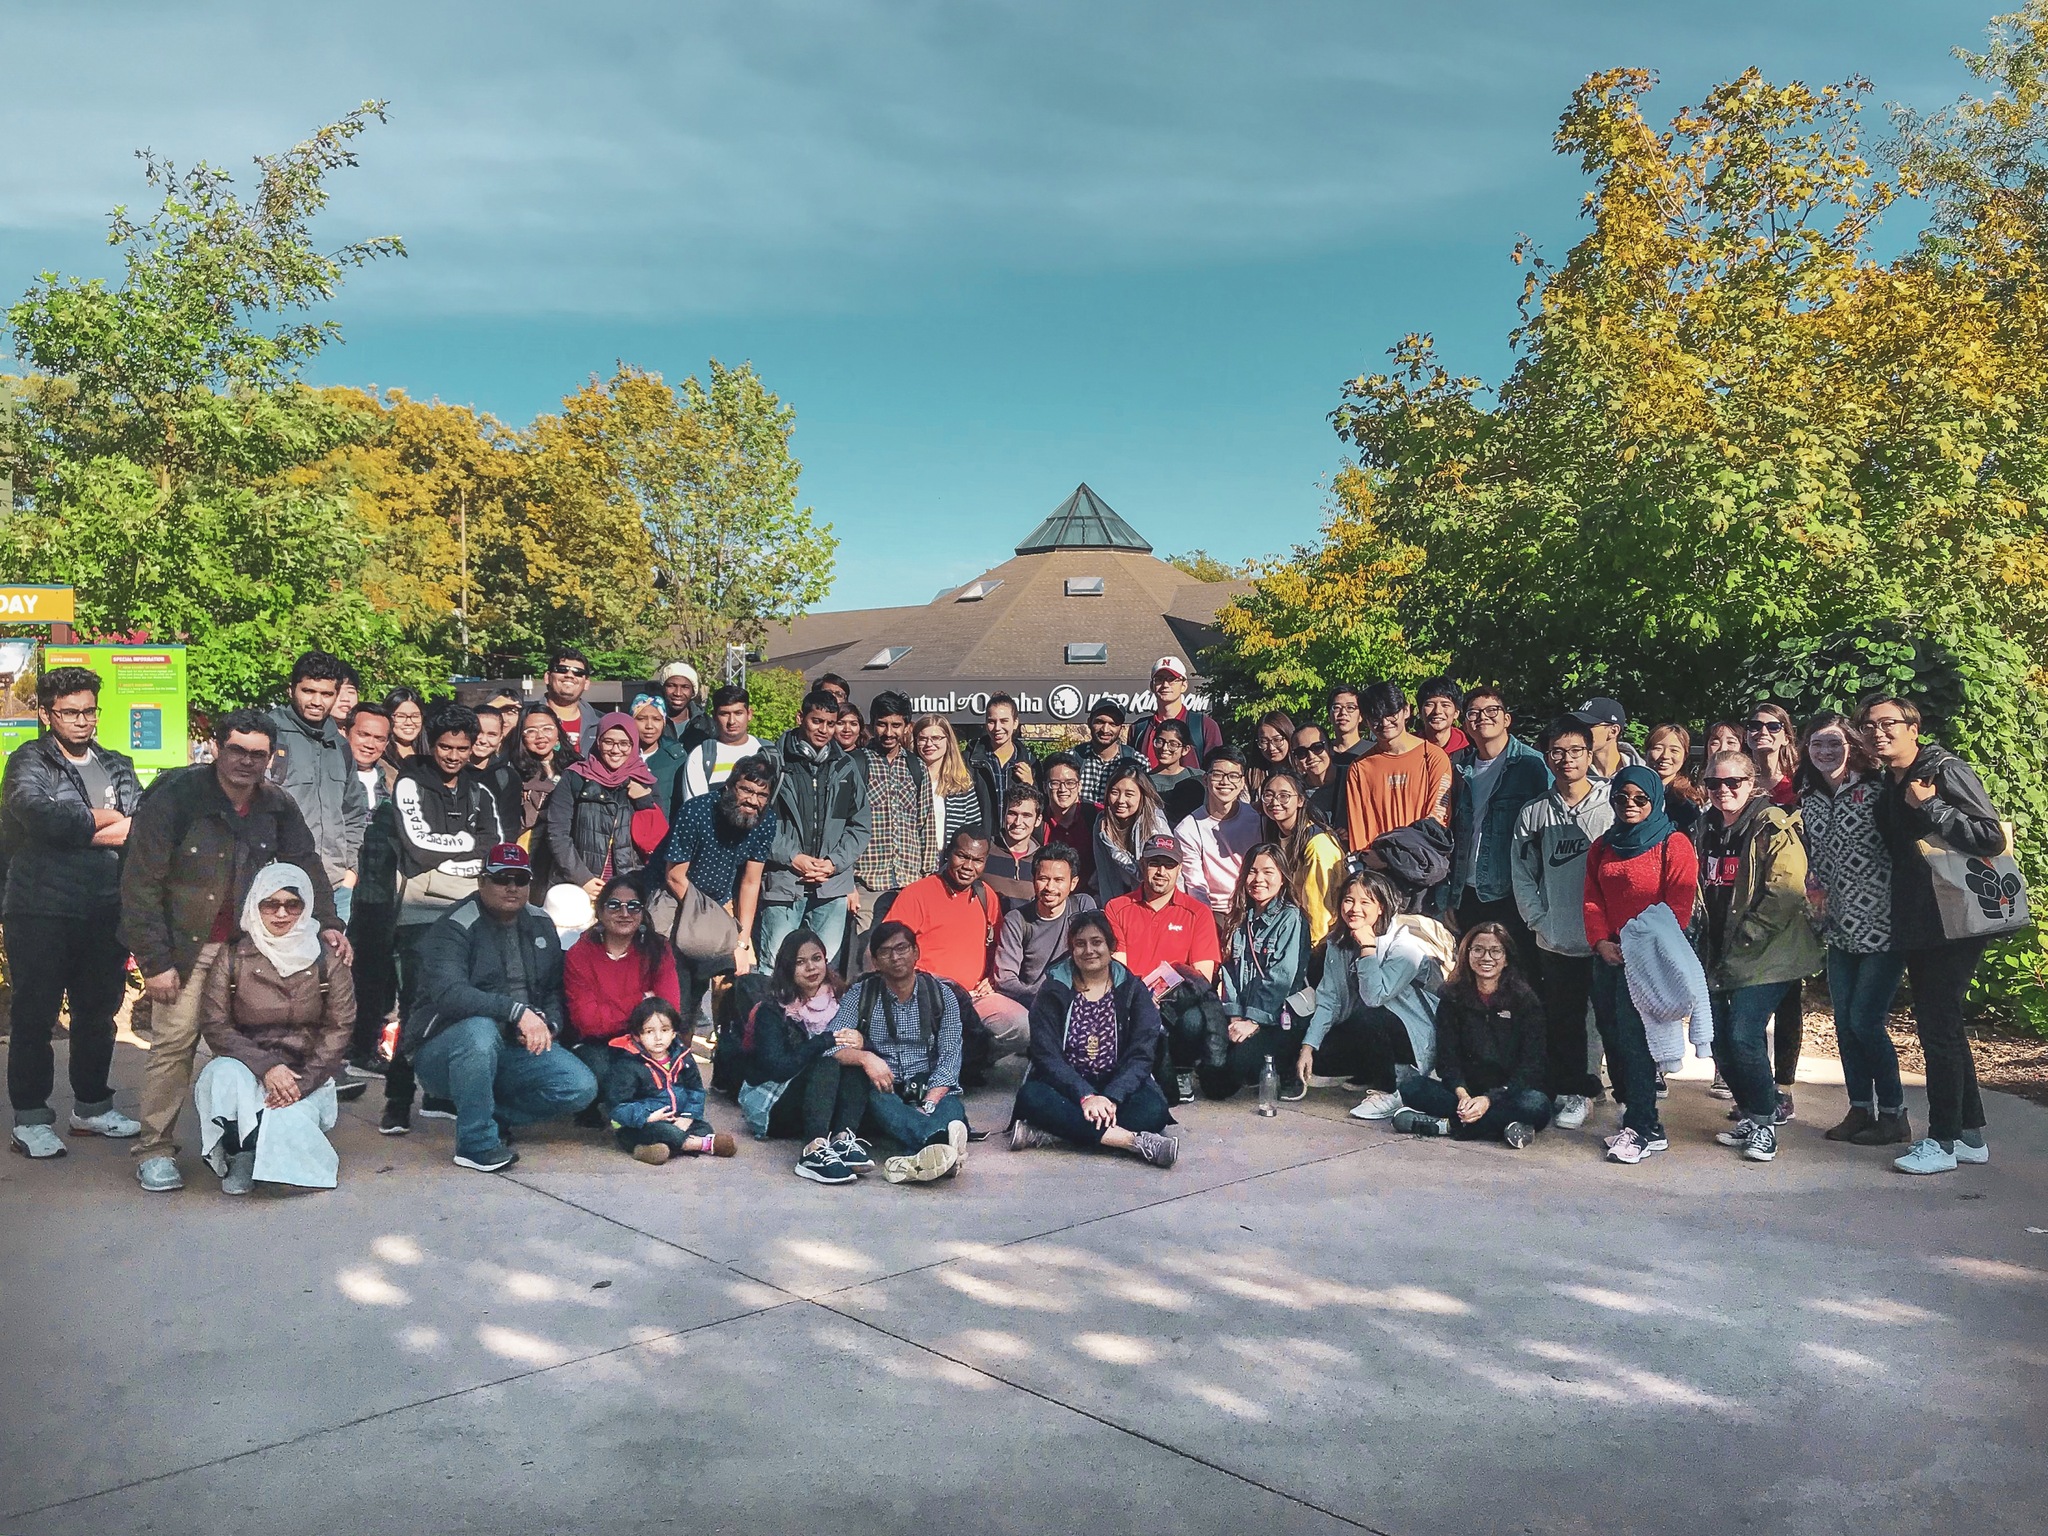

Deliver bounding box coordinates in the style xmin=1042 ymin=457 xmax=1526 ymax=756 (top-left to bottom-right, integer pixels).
xmin=1014 ymin=1077 xmax=1172 ymax=1146
xmin=333 ymin=884 xmax=353 ymax=924
xmin=1827 ymin=947 xmax=1906 ymax=1113
xmin=1398 ymin=1075 xmax=1555 ymax=1142
xmin=756 ymin=894 xmax=848 ymax=965
xmin=411 ymin=1015 xmax=599 ymax=1159
xmin=1590 ymin=958 xmax=1661 ymax=1139
xmin=1710 ymin=984 xmax=1784 ymax=1122
xmin=859 ymin=1084 xmax=966 ymax=1151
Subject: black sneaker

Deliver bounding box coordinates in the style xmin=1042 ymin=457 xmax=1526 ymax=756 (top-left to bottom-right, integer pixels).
xmin=345 ymin=1055 xmax=387 ymax=1079
xmin=418 ymin=1096 xmax=457 ymax=1121
xmin=453 ymin=1144 xmax=518 ymax=1173
xmin=334 ymin=1078 xmax=367 ymax=1103
xmin=1390 ymin=1106 xmax=1450 ymax=1137
xmin=1774 ymin=1092 xmax=1796 ymax=1125
xmin=795 ymin=1139 xmax=855 ymax=1184
xmin=1174 ymin=1071 xmax=1196 ymax=1104
xmin=1654 ymin=1071 xmax=1669 ymax=1100
xmin=379 ymin=1103 xmax=411 ymax=1136
xmin=828 ymin=1130 xmax=875 ymax=1172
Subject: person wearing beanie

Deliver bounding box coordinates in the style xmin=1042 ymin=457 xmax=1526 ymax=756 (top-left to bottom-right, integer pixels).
xmin=658 ymin=660 xmax=713 ymax=752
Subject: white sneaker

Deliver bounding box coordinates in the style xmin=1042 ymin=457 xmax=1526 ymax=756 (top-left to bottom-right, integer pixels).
xmin=1552 ymin=1094 xmax=1590 ymax=1130
xmin=69 ymin=1108 xmax=140 ymax=1139
xmin=1955 ymin=1138 xmax=1989 ymax=1165
xmin=1893 ymin=1138 xmax=1958 ymax=1176
xmin=1348 ymin=1091 xmax=1404 ymax=1121
xmin=947 ymin=1117 xmax=969 ymax=1170
xmin=10 ymin=1124 xmax=67 ymax=1160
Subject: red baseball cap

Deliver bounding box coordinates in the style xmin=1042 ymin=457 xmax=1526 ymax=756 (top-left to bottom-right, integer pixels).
xmin=482 ymin=842 xmax=531 ymax=876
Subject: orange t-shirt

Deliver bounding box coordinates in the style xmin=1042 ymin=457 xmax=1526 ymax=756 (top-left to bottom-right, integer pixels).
xmin=886 ymin=874 xmax=1000 ymax=989
xmin=1344 ymin=739 xmax=1453 ymax=850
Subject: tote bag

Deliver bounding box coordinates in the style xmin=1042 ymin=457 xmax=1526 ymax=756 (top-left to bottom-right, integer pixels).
xmin=1916 ymin=824 xmax=2031 ymax=940
xmin=646 ymin=879 xmax=743 ymax=963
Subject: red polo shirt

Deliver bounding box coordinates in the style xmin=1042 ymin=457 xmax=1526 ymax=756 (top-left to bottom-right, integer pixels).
xmin=887 ymin=873 xmax=1001 ymax=989
xmin=1104 ymin=889 xmax=1221 ymax=977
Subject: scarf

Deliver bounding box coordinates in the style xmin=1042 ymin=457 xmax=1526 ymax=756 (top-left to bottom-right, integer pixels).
xmin=785 ymin=987 xmax=841 ymax=1036
xmin=241 ymin=862 xmax=324 ymax=979
xmin=1602 ymin=764 xmax=1677 ymax=858
xmin=568 ymin=712 xmax=656 ymax=789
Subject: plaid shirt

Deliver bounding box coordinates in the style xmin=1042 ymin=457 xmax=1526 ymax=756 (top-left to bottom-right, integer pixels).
xmin=1076 ymin=743 xmax=1144 ymax=807
xmin=854 ymin=747 xmax=933 ymax=892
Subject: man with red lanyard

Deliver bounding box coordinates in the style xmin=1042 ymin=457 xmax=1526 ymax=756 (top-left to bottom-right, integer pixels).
xmin=1131 ymin=657 xmax=1224 ymax=770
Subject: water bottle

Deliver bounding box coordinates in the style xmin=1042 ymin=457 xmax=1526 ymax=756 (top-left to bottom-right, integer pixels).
xmin=1256 ymin=1055 xmax=1279 ymax=1117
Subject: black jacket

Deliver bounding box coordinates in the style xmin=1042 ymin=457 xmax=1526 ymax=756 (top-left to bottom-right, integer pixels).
xmin=357 ymin=761 xmax=506 ymax=922
xmin=967 ymin=743 xmax=1034 ymax=829
xmin=1025 ymin=959 xmax=1164 ymax=1104
xmin=1875 ymin=742 xmax=2009 ymax=950
xmin=1 ymin=736 xmax=143 ymax=918
xmin=736 ymin=997 xmax=843 ymax=1089
xmin=404 ymin=894 xmax=567 ymax=1053
xmin=1431 ymin=975 xmax=1546 ymax=1096
xmin=541 ymin=773 xmax=646 ymax=889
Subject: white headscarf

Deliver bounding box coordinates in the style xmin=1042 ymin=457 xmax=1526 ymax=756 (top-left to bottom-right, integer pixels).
xmin=241 ymin=863 xmax=324 ymax=979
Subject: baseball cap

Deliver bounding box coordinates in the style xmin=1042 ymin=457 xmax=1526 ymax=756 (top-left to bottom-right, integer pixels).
xmin=481 ymin=843 xmax=532 ymax=878
xmin=658 ymin=661 xmax=700 ymax=687
xmin=1151 ymin=655 xmax=1188 ymax=680
xmin=1140 ymin=833 xmax=1180 ymax=865
xmin=1572 ymin=697 xmax=1628 ymax=729
xmin=1088 ymin=698 xmax=1128 ymax=725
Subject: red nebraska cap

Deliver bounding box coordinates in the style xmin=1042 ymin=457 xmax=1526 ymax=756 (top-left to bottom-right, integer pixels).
xmin=482 ymin=842 xmax=531 ymax=875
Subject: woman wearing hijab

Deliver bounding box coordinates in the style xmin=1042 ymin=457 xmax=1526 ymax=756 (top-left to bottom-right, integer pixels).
xmin=1582 ymin=764 xmax=1699 ymax=1166
xmin=194 ymin=864 xmax=357 ymax=1194
xmin=540 ymin=711 xmax=669 ymax=901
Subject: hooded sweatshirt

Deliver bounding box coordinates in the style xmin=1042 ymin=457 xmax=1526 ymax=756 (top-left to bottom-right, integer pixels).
xmin=1509 ymin=785 xmax=1615 ymax=957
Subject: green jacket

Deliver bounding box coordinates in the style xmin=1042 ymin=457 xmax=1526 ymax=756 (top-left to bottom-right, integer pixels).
xmin=1696 ymin=803 xmax=1823 ymax=992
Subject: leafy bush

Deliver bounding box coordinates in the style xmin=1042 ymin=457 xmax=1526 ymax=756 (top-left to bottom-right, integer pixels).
xmin=744 ymin=667 xmax=807 ymax=744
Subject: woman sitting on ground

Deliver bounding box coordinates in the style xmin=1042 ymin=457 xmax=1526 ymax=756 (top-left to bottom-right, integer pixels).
xmin=1257 ymin=769 xmax=1345 ymax=944
xmin=563 ymin=874 xmax=682 ymax=1080
xmin=1205 ymin=844 xmax=1310 ymax=1101
xmin=1393 ymin=922 xmax=1552 ymax=1147
xmin=195 ymin=863 xmax=357 ymax=1196
xmin=1010 ymin=910 xmax=1179 ymax=1167
xmin=1094 ymin=761 xmax=1171 ymax=903
xmin=1294 ymin=870 xmax=1441 ymax=1123
xmin=604 ymin=998 xmax=736 ymax=1165
xmin=734 ymin=931 xmax=874 ymax=1185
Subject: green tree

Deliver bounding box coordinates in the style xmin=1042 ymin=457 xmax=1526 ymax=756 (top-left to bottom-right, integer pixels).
xmin=0 ymin=104 xmax=409 ymax=709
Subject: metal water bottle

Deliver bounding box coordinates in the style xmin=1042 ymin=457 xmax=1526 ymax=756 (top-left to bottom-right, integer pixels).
xmin=1256 ymin=1055 xmax=1279 ymax=1117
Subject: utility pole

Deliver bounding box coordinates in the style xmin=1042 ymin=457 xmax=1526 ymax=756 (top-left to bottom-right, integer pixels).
xmin=458 ymin=485 xmax=470 ymax=667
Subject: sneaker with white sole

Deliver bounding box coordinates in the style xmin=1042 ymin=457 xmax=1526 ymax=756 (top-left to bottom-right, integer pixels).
xmin=882 ymin=1140 xmax=959 ymax=1184
xmin=1715 ymin=1118 xmax=1756 ymax=1147
xmin=795 ymin=1139 xmax=855 ymax=1184
xmin=10 ymin=1124 xmax=67 ymax=1159
xmin=69 ymin=1107 xmax=140 ymax=1139
xmin=1774 ymin=1092 xmax=1796 ymax=1125
xmin=1010 ymin=1118 xmax=1057 ymax=1151
xmin=1348 ymin=1091 xmax=1404 ymax=1121
xmin=1655 ymin=1071 xmax=1669 ymax=1100
xmin=1707 ymin=1074 xmax=1734 ymax=1100
xmin=1955 ymin=1137 xmax=1989 ymax=1165
xmin=452 ymin=1144 xmax=518 ymax=1173
xmin=1894 ymin=1138 xmax=1959 ymax=1175
xmin=418 ymin=1097 xmax=458 ymax=1121
xmin=136 ymin=1154 xmax=184 ymax=1191
xmin=1131 ymin=1130 xmax=1179 ymax=1168
xmin=1605 ymin=1128 xmax=1660 ymax=1165
xmin=1552 ymin=1094 xmax=1590 ymax=1130
xmin=1390 ymin=1106 xmax=1450 ymax=1137
xmin=947 ymin=1117 xmax=969 ymax=1169
xmin=828 ymin=1129 xmax=875 ymax=1172
xmin=1742 ymin=1122 xmax=1778 ymax=1162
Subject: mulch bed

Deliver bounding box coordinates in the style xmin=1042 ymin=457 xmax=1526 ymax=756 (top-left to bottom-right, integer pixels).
xmin=1799 ymin=1001 xmax=2048 ymax=1109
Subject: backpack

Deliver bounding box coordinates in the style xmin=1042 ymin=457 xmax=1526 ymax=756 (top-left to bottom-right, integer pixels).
xmin=711 ymin=968 xmax=776 ymax=1093
xmin=1387 ymin=913 xmax=1456 ymax=994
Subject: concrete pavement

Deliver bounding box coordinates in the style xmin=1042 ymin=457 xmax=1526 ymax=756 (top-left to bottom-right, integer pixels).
xmin=4 ymin=1033 xmax=2046 ymax=1536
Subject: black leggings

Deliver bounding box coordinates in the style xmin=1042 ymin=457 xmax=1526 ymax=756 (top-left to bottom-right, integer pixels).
xmin=1301 ymin=1006 xmax=1415 ymax=1091
xmin=765 ymin=1056 xmax=870 ymax=1143
xmin=615 ymin=1116 xmax=713 ymax=1153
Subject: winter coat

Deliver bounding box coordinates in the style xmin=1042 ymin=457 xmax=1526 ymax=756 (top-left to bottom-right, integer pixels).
xmin=1800 ymin=775 xmax=1892 ymax=954
xmin=119 ymin=768 xmax=339 ymax=982
xmin=403 ymin=894 xmax=567 ymax=1053
xmin=1 ymin=735 xmax=143 ymax=918
xmin=541 ymin=773 xmax=662 ymax=890
xmin=199 ymin=937 xmax=355 ymax=1094
xmin=645 ymin=739 xmax=690 ymax=824
xmin=1509 ymin=786 xmax=1614 ymax=957
xmin=266 ymin=704 xmax=368 ymax=885
xmin=1430 ymin=975 xmax=1546 ymax=1097
xmin=1450 ymin=735 xmax=1550 ymax=905
xmin=736 ymin=995 xmax=845 ymax=1091
xmin=968 ymin=741 xmax=1037 ymax=828
xmin=1024 ymin=957 xmax=1164 ymax=1104
xmin=1693 ymin=803 xmax=1824 ymax=991
xmin=1874 ymin=742 xmax=2010 ymax=951
xmin=1220 ymin=898 xmax=1310 ymax=1027
xmin=605 ymin=1036 xmax=707 ymax=1128
xmin=763 ymin=731 xmax=871 ymax=903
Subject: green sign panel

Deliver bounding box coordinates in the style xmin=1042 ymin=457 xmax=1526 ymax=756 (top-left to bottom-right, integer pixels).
xmin=42 ymin=644 xmax=191 ymax=782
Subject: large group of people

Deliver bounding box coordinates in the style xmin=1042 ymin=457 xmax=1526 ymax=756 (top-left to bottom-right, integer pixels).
xmin=1 ymin=643 xmax=2023 ymax=1198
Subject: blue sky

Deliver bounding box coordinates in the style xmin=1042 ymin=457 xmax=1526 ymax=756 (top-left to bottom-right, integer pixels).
xmin=0 ymin=0 xmax=2001 ymax=608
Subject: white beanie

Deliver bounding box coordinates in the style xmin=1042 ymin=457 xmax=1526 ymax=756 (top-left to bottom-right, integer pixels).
xmin=658 ymin=661 xmax=700 ymax=688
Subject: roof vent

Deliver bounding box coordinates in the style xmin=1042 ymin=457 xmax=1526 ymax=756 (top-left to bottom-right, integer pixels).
xmin=1064 ymin=642 xmax=1108 ymax=666
xmin=862 ymin=646 xmax=912 ymax=670
xmin=1064 ymin=576 xmax=1105 ymax=597
xmin=955 ymin=579 xmax=1002 ymax=602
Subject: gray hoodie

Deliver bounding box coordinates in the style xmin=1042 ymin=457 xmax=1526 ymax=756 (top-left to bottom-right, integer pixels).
xmin=1510 ymin=785 xmax=1615 ymax=957
xmin=266 ymin=704 xmax=368 ymax=886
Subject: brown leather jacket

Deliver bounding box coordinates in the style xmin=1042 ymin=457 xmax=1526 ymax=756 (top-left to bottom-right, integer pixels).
xmin=199 ymin=938 xmax=356 ymax=1093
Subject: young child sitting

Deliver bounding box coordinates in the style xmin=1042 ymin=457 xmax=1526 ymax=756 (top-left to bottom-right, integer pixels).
xmin=605 ymin=999 xmax=738 ymax=1165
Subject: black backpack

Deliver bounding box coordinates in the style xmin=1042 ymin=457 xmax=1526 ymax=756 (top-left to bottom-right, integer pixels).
xmin=711 ymin=969 xmax=776 ymax=1093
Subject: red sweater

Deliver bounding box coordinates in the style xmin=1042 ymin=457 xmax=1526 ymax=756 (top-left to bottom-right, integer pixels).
xmin=562 ymin=933 xmax=682 ymax=1044
xmin=1582 ymin=832 xmax=1698 ymax=948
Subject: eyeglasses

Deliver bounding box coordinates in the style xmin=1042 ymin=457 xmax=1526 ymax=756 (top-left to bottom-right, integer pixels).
xmin=1703 ymin=776 xmax=1753 ymax=792
xmin=1208 ymin=771 xmax=1245 ymax=785
xmin=49 ymin=706 xmax=100 ymax=723
xmin=1865 ymin=716 xmax=1910 ymax=734
xmin=1614 ymin=790 xmax=1654 ymax=807
xmin=873 ymin=941 xmax=916 ymax=959
xmin=1466 ymin=946 xmax=1508 ymax=961
xmin=602 ymin=898 xmax=644 ymax=914
xmin=550 ymin=665 xmax=589 ymax=678
xmin=483 ymin=870 xmax=533 ymax=886
xmin=1464 ymin=705 xmax=1505 ymax=724
xmin=1744 ymin=719 xmax=1785 ymax=734
xmin=218 ymin=744 xmax=273 ymax=762
xmin=1547 ymin=745 xmax=1589 ymax=761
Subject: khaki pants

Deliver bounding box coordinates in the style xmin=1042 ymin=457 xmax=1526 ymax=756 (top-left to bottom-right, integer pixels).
xmin=135 ymin=942 xmax=222 ymax=1158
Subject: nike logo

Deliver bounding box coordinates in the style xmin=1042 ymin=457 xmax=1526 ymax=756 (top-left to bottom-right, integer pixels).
xmin=1547 ymin=834 xmax=1588 ymax=868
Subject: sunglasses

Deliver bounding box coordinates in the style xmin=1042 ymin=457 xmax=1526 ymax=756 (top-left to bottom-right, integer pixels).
xmin=602 ymin=898 xmax=644 ymax=914
xmin=1614 ymin=790 xmax=1653 ymax=807
xmin=1294 ymin=742 xmax=1330 ymax=757
xmin=257 ymin=897 xmax=305 ymax=914
xmin=484 ymin=870 xmax=533 ymax=886
xmin=551 ymin=665 xmax=589 ymax=678
xmin=1744 ymin=719 xmax=1785 ymax=734
xmin=1703 ymin=776 xmax=1753 ymax=791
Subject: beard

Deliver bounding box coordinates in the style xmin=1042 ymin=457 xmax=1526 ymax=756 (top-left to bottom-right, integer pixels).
xmin=718 ymin=798 xmax=761 ymax=834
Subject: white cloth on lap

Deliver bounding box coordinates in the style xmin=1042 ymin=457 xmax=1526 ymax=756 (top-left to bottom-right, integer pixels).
xmin=1617 ymin=903 xmax=1715 ymax=1070
xmin=194 ymin=1056 xmax=340 ymax=1189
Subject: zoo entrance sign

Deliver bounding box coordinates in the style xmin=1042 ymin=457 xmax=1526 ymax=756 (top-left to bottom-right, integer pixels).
xmin=905 ymin=684 xmax=1213 ymax=722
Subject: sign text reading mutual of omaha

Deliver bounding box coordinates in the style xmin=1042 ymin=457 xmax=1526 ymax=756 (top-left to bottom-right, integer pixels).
xmin=0 ymin=585 xmax=75 ymax=621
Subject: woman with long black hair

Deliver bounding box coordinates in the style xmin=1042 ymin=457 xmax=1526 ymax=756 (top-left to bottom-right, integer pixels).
xmin=734 ymin=930 xmax=871 ymax=1184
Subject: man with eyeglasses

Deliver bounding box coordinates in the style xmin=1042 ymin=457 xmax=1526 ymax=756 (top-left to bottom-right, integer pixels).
xmin=660 ymin=757 xmax=778 ymax=987
xmin=1447 ymin=687 xmax=1547 ymax=968
xmin=2 ymin=666 xmax=145 ymax=1160
xmin=1863 ymin=696 xmax=2013 ymax=1175
xmin=402 ymin=842 xmax=597 ymax=1172
xmin=121 ymin=709 xmax=347 ymax=1191
xmin=542 ymin=646 xmax=602 ymax=756
xmin=1509 ymin=717 xmax=1614 ymax=1128
xmin=1172 ymin=747 xmax=1263 ymax=926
